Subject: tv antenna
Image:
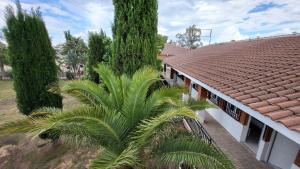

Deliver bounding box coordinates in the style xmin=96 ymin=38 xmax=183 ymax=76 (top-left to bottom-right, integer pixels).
xmin=200 ymin=29 xmax=213 ymax=45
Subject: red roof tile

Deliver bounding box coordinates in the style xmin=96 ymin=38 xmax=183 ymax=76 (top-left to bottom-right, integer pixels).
xmin=265 ymin=110 xmax=294 ymax=120
xmin=163 ymin=35 xmax=300 ymax=132
xmin=257 ymin=105 xmax=281 ymax=114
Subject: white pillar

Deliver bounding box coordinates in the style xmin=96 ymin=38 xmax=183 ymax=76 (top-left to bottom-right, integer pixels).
xmin=256 ymin=126 xmax=275 ymax=161
xmin=240 ymin=118 xmax=250 ymax=142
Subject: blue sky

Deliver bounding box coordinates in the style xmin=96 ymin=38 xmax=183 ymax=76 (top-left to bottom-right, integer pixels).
xmin=0 ymin=0 xmax=300 ymax=46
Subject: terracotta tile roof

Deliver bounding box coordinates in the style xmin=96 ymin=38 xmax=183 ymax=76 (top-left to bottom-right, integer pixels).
xmin=160 ymin=44 xmax=190 ymax=57
xmin=164 ymin=35 xmax=300 ymax=132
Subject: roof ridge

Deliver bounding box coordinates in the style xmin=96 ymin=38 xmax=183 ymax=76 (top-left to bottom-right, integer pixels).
xmin=208 ymin=33 xmax=300 ymax=47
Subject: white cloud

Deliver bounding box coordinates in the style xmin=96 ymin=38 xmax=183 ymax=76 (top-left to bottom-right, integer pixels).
xmin=0 ymin=0 xmax=300 ymax=45
xmin=84 ymin=1 xmax=114 ymax=37
xmin=158 ymin=0 xmax=300 ymax=44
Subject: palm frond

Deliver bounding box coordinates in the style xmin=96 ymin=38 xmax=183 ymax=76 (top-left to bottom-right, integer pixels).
xmin=31 ymin=107 xmax=62 ymax=118
xmin=33 ymin=107 xmax=122 ymax=149
xmin=122 ymin=66 xmax=160 ymax=128
xmin=154 ymin=136 xmax=235 ymax=169
xmin=131 ymin=107 xmax=197 ymax=147
xmin=119 ymin=74 xmax=130 ymax=100
xmin=184 ymin=99 xmax=214 ymax=111
xmin=0 ymin=117 xmax=36 ymax=135
xmin=94 ymin=64 xmax=123 ymax=111
xmin=143 ymin=87 xmax=186 ymax=118
xmin=62 ymin=80 xmax=111 ymax=110
xmin=89 ymin=145 xmax=140 ymax=169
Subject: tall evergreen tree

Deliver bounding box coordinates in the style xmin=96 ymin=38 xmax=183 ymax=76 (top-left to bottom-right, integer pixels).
xmin=3 ymin=2 xmax=62 ymax=115
xmin=112 ymin=0 xmax=158 ymax=76
xmin=87 ymin=30 xmax=111 ymax=83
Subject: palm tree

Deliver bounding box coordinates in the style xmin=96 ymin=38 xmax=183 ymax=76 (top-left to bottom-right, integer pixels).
xmin=0 ymin=65 xmax=234 ymax=169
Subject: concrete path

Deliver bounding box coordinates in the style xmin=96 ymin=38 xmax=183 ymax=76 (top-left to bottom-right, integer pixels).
xmin=202 ymin=113 xmax=273 ymax=169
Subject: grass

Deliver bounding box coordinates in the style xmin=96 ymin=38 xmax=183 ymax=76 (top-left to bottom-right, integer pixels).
xmin=0 ymin=80 xmax=15 ymax=100
xmin=0 ymin=80 xmax=81 ymax=124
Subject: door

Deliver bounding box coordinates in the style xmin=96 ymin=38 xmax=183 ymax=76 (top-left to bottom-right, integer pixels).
xmin=245 ymin=117 xmax=264 ymax=153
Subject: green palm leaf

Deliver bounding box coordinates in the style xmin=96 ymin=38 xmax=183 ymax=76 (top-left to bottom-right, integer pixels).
xmin=155 ymin=135 xmax=235 ymax=169
xmin=62 ymin=80 xmax=111 ymax=110
xmin=94 ymin=64 xmax=123 ymax=111
xmin=89 ymin=145 xmax=139 ymax=169
xmin=143 ymin=87 xmax=185 ymax=118
xmin=0 ymin=117 xmax=36 ymax=135
xmin=122 ymin=66 xmax=160 ymax=128
xmin=131 ymin=107 xmax=197 ymax=147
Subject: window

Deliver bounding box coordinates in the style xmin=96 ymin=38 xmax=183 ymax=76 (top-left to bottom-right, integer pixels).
xmin=177 ymin=74 xmax=184 ymax=80
xmin=225 ymin=102 xmax=241 ymax=121
xmin=192 ymin=83 xmax=198 ymax=91
xmin=209 ymin=93 xmax=219 ymax=105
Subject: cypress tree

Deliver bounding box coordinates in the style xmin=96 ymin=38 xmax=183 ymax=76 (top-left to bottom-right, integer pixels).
xmin=3 ymin=2 xmax=62 ymax=115
xmin=87 ymin=30 xmax=106 ymax=83
xmin=112 ymin=0 xmax=158 ymax=76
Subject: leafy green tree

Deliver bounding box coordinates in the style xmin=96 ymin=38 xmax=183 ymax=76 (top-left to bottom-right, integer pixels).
xmin=176 ymin=25 xmax=202 ymax=49
xmin=87 ymin=30 xmax=111 ymax=83
xmin=0 ymin=65 xmax=234 ymax=169
xmin=0 ymin=42 xmax=9 ymax=79
xmin=62 ymin=30 xmax=87 ymax=75
xmin=3 ymin=2 xmax=62 ymax=115
xmin=111 ymin=0 xmax=159 ymax=76
xmin=156 ymin=34 xmax=168 ymax=53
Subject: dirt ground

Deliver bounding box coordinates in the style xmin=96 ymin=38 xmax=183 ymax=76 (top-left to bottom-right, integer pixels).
xmin=0 ymin=80 xmax=98 ymax=169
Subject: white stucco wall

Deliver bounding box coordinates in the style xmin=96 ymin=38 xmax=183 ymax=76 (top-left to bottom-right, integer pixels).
xmin=268 ymin=133 xmax=300 ymax=169
xmin=191 ymin=88 xmax=198 ymax=100
xmin=176 ymin=76 xmax=184 ymax=86
xmin=205 ymin=103 xmax=249 ymax=142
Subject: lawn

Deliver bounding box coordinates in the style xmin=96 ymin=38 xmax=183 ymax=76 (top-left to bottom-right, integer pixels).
xmin=0 ymin=80 xmax=81 ymax=125
xmin=0 ymin=80 xmax=15 ymax=100
xmin=0 ymin=80 xmax=94 ymax=169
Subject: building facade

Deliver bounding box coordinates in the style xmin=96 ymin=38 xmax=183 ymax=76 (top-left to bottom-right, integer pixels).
xmin=162 ymin=35 xmax=300 ymax=169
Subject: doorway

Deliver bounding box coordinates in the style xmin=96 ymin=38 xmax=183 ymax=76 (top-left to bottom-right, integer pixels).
xmin=245 ymin=117 xmax=264 ymax=153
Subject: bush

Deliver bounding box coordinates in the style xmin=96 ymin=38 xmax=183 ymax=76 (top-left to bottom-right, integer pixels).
xmin=87 ymin=31 xmax=111 ymax=83
xmin=4 ymin=2 xmax=62 ymax=115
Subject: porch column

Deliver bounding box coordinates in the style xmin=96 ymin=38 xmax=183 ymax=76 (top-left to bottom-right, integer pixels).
xmin=184 ymin=77 xmax=191 ymax=98
xmin=256 ymin=126 xmax=274 ymax=161
xmin=239 ymin=111 xmax=249 ymax=126
xmin=238 ymin=109 xmax=251 ymax=142
xmin=184 ymin=76 xmax=191 ymax=88
xmin=198 ymin=86 xmax=208 ymax=100
xmin=291 ymin=150 xmax=300 ymax=169
xmin=218 ymin=98 xmax=227 ymax=111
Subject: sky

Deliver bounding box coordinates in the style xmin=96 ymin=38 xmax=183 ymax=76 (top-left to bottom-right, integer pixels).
xmin=0 ymin=0 xmax=300 ymax=46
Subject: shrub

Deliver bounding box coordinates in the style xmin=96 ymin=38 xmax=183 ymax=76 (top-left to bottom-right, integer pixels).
xmin=3 ymin=2 xmax=62 ymax=115
xmin=87 ymin=30 xmax=109 ymax=83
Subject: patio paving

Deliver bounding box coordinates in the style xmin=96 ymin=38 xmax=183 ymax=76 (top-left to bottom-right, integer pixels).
xmin=202 ymin=112 xmax=273 ymax=169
